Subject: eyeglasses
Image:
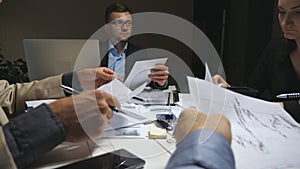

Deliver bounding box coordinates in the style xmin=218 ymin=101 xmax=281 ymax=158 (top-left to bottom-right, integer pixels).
xmin=110 ymin=20 xmax=132 ymax=28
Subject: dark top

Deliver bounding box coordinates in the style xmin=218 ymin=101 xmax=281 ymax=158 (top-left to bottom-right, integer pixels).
xmin=246 ymin=39 xmax=300 ymax=122
xmin=99 ymin=41 xmax=168 ymax=90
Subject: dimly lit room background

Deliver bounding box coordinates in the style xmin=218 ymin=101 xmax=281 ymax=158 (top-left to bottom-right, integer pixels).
xmin=0 ymin=0 xmax=280 ymax=85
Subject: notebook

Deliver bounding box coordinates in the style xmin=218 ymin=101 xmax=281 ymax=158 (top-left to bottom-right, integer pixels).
xmin=23 ymin=39 xmax=100 ymax=80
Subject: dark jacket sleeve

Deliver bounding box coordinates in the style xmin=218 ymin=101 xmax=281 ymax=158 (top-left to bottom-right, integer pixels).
xmin=3 ymin=104 xmax=65 ymax=169
xmin=62 ymin=72 xmax=82 ymax=96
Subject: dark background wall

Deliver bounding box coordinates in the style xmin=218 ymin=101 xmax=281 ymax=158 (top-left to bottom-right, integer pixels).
xmin=0 ymin=0 xmax=278 ymax=85
xmin=0 ymin=0 xmax=193 ymax=59
xmin=223 ymin=0 xmax=276 ymax=85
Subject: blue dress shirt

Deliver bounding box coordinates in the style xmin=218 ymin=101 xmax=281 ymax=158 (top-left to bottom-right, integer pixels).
xmin=108 ymin=42 xmax=127 ymax=79
xmin=166 ymin=129 xmax=235 ymax=169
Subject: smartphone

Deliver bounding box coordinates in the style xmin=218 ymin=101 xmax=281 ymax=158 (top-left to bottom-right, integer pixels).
xmin=57 ymin=149 xmax=145 ymax=169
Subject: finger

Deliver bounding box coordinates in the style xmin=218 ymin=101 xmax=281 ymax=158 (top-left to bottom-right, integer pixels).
xmin=98 ymin=67 xmax=116 ymax=80
xmin=149 ymin=75 xmax=169 ymax=81
xmin=155 ymin=64 xmax=169 ymax=70
xmin=93 ymin=90 xmax=112 ymax=116
xmin=212 ymin=75 xmax=222 ymax=84
xmin=149 ymin=70 xmax=169 ymax=76
xmin=151 ymin=79 xmax=167 ymax=84
xmin=102 ymin=67 xmax=116 ymax=76
xmin=95 ymin=90 xmax=121 ymax=111
xmin=212 ymin=76 xmax=219 ymax=84
xmin=116 ymin=75 xmax=124 ymax=82
xmin=150 ymin=71 xmax=169 ymax=76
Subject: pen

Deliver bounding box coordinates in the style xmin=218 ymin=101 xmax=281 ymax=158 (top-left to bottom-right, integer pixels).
xmin=276 ymin=93 xmax=300 ymax=99
xmin=61 ymin=85 xmax=122 ymax=114
xmin=60 ymin=84 xmax=81 ymax=95
xmin=109 ymin=105 xmax=120 ymax=112
xmin=105 ymin=120 xmax=154 ymax=131
xmin=132 ymin=96 xmax=146 ymax=102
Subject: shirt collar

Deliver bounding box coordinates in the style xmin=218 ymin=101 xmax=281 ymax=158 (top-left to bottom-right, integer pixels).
xmin=108 ymin=41 xmax=128 ymax=56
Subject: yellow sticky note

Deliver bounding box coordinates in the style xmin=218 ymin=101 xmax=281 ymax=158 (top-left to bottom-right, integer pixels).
xmin=148 ymin=124 xmax=167 ymax=139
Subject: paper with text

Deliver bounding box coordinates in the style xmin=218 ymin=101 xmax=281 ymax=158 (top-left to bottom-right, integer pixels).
xmin=124 ymin=58 xmax=168 ymax=89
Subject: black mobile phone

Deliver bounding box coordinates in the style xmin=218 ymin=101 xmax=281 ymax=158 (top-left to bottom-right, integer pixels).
xmin=57 ymin=149 xmax=145 ymax=169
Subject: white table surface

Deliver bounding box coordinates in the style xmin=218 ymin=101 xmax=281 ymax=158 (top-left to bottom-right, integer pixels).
xmin=31 ymin=132 xmax=176 ymax=169
xmin=29 ymin=89 xmax=188 ymax=169
xmin=30 ymin=98 xmax=186 ymax=169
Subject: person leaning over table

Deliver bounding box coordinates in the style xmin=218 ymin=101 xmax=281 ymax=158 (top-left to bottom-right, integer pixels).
xmin=100 ymin=3 xmax=170 ymax=90
xmin=213 ymin=0 xmax=300 ymax=122
xmin=0 ymin=67 xmax=121 ymax=169
xmin=166 ymin=108 xmax=235 ymax=169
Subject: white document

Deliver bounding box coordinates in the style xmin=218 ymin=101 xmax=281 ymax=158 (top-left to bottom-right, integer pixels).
xmin=187 ymin=76 xmax=300 ymax=169
xmin=98 ymin=78 xmax=147 ymax=103
xmin=26 ymin=99 xmax=57 ymax=108
xmin=103 ymin=111 xmax=149 ymax=139
xmin=131 ymin=90 xmax=169 ymax=105
xmin=124 ymin=58 xmax=168 ymax=89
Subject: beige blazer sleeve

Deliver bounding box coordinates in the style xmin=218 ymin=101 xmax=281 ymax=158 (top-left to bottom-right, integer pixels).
xmin=0 ymin=74 xmax=65 ymax=124
xmin=0 ymin=75 xmax=66 ymax=168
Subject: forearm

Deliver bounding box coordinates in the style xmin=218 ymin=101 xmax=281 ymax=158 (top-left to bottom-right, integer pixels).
xmin=3 ymin=104 xmax=66 ymax=169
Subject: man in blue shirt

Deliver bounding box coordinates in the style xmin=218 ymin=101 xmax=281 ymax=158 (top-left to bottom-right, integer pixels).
xmin=100 ymin=3 xmax=169 ymax=90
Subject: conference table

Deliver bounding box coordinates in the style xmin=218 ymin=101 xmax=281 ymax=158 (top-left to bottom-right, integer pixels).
xmin=30 ymin=88 xmax=189 ymax=169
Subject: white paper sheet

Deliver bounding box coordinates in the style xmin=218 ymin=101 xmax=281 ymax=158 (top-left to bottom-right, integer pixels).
xmin=124 ymin=58 xmax=168 ymax=89
xmin=97 ymin=78 xmax=147 ymax=103
xmin=103 ymin=110 xmax=149 ymax=139
xmin=26 ymin=99 xmax=57 ymax=108
xmin=131 ymin=90 xmax=169 ymax=105
xmin=187 ymin=76 xmax=300 ymax=169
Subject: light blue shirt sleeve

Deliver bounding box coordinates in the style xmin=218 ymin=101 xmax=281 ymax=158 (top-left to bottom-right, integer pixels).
xmin=166 ymin=129 xmax=235 ymax=169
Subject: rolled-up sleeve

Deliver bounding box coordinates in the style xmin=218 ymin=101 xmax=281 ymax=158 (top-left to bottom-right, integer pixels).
xmin=166 ymin=129 xmax=235 ymax=169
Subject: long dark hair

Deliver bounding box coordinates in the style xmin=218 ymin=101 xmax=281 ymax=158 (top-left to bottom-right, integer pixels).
xmin=285 ymin=39 xmax=297 ymax=54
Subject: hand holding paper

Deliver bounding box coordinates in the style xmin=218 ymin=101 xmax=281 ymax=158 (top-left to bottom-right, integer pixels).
xmin=149 ymin=64 xmax=169 ymax=87
xmin=124 ymin=58 xmax=168 ymax=89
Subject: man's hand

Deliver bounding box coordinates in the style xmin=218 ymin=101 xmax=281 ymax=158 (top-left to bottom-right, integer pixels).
xmin=173 ymin=108 xmax=232 ymax=145
xmin=77 ymin=67 xmax=117 ymax=89
xmin=49 ymin=90 xmax=120 ymax=142
xmin=148 ymin=64 xmax=169 ymax=87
